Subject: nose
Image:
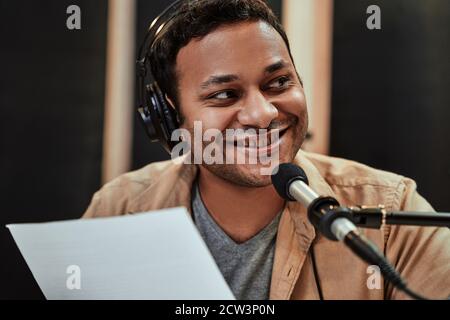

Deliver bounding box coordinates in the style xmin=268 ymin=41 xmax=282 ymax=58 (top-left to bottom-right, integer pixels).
xmin=237 ymin=90 xmax=279 ymax=129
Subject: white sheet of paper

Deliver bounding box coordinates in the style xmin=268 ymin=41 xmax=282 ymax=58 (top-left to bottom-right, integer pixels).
xmin=6 ymin=207 xmax=235 ymax=300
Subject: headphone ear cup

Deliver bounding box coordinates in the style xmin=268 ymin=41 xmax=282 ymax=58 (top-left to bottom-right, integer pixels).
xmin=153 ymin=83 xmax=179 ymax=132
xmin=137 ymin=104 xmax=157 ymax=141
xmin=136 ymin=84 xmax=167 ymax=146
xmin=151 ymin=82 xmax=179 ymax=153
xmin=137 ymin=83 xmax=158 ymax=141
xmin=136 ymin=79 xmax=180 ymax=153
xmin=141 ymin=82 xmax=180 ymax=152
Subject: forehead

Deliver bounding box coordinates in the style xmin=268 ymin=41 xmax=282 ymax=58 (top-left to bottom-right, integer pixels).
xmin=176 ymin=21 xmax=291 ymax=83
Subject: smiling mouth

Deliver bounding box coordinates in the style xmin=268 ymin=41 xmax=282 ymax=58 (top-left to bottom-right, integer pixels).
xmin=228 ymin=127 xmax=290 ymax=149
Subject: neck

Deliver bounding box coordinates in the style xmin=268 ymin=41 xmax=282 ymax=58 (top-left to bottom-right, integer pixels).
xmin=197 ymin=166 xmax=285 ymax=243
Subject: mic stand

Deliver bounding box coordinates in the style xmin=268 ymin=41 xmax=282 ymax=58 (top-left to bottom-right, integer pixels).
xmin=349 ymin=205 xmax=450 ymax=229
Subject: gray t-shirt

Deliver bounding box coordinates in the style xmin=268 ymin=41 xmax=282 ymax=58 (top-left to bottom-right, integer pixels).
xmin=191 ymin=181 xmax=281 ymax=300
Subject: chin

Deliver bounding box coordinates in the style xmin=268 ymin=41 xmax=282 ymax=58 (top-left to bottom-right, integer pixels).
xmin=203 ymin=163 xmax=268 ymax=187
xmin=237 ymin=164 xmax=274 ymax=186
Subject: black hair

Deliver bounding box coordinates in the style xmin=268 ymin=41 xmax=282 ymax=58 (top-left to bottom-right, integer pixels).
xmin=149 ymin=0 xmax=295 ymax=110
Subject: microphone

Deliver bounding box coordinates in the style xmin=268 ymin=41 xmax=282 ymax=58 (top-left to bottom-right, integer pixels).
xmin=271 ymin=163 xmax=429 ymax=300
xmin=271 ymin=163 xmax=356 ymax=242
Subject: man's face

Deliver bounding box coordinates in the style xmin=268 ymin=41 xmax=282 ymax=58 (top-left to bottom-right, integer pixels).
xmin=175 ymin=21 xmax=308 ymax=187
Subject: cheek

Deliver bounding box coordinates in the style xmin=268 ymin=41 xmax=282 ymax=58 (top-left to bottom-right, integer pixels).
xmin=278 ymin=89 xmax=308 ymax=117
xmin=177 ymin=84 xmax=237 ymax=132
xmin=183 ymin=106 xmax=237 ymax=132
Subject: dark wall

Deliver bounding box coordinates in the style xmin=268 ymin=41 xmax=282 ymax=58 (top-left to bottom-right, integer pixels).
xmin=0 ymin=0 xmax=107 ymax=299
xmin=330 ymin=0 xmax=450 ymax=211
xmin=267 ymin=0 xmax=282 ymax=19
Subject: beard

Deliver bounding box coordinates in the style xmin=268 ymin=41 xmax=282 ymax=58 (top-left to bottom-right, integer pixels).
xmin=198 ymin=113 xmax=308 ymax=188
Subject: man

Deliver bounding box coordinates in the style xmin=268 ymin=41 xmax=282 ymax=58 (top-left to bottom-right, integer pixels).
xmin=83 ymin=0 xmax=450 ymax=299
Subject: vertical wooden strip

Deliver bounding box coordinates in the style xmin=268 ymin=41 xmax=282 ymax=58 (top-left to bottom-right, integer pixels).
xmin=282 ymin=0 xmax=334 ymax=155
xmin=102 ymin=0 xmax=137 ymax=183
xmin=282 ymin=0 xmax=315 ymax=130
xmin=312 ymin=0 xmax=334 ymax=155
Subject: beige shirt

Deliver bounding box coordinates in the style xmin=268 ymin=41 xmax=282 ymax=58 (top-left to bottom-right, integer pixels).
xmin=83 ymin=150 xmax=450 ymax=300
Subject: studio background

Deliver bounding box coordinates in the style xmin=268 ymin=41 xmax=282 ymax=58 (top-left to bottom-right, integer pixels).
xmin=0 ymin=0 xmax=448 ymax=299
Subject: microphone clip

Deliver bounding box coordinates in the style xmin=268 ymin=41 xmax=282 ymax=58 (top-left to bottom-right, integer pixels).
xmin=307 ymin=196 xmax=353 ymax=241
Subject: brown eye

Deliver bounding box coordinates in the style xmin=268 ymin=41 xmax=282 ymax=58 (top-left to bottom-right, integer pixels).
xmin=267 ymin=76 xmax=292 ymax=90
xmin=208 ymin=90 xmax=238 ymax=100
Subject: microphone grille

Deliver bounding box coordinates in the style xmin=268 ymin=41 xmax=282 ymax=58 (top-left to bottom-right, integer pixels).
xmin=271 ymin=163 xmax=309 ymax=201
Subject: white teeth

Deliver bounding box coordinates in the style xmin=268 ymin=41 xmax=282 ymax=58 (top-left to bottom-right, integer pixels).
xmin=231 ymin=129 xmax=286 ymax=148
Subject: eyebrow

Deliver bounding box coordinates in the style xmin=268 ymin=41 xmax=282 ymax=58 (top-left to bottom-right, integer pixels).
xmin=199 ymin=60 xmax=290 ymax=90
xmin=200 ymin=74 xmax=239 ymax=90
xmin=264 ymin=60 xmax=288 ymax=75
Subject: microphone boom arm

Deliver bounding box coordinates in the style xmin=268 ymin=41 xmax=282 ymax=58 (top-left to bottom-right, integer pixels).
xmin=349 ymin=205 xmax=450 ymax=229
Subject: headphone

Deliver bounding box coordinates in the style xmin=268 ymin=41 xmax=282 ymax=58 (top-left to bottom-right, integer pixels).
xmin=136 ymin=0 xmax=183 ymax=152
